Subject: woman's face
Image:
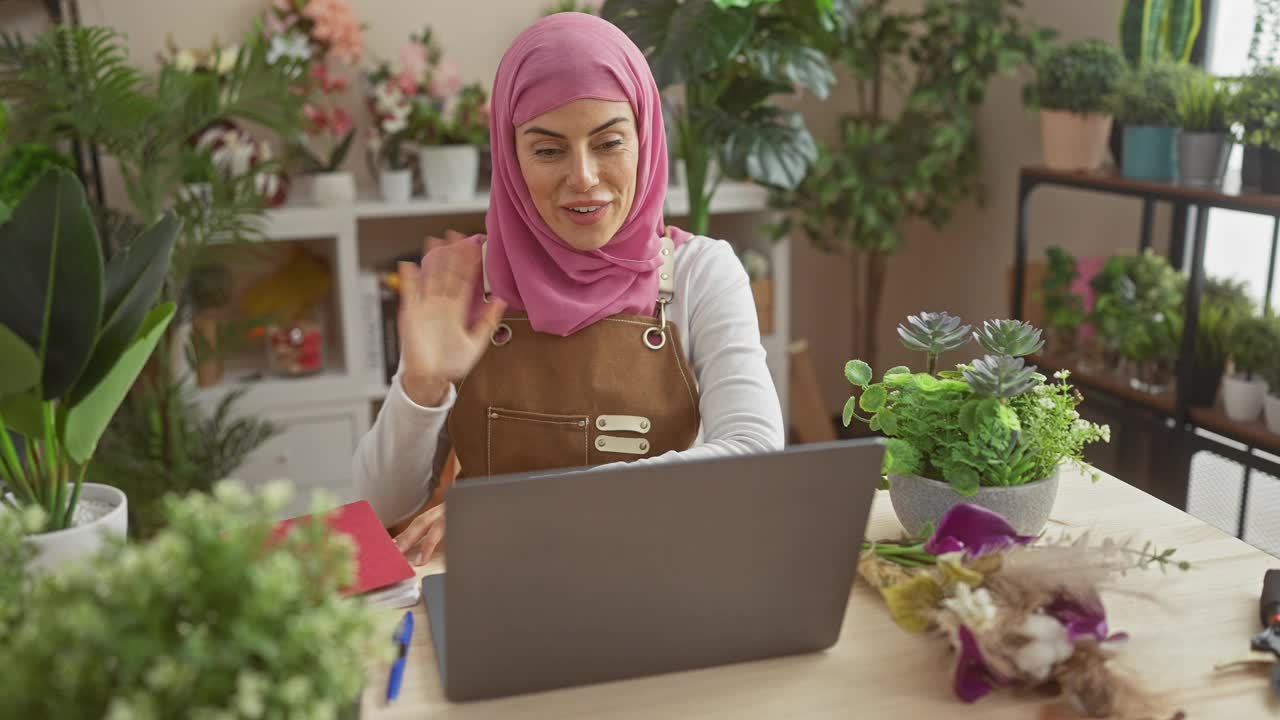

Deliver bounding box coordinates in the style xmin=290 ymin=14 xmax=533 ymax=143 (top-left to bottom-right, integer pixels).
xmin=515 ymin=98 xmax=638 ymax=252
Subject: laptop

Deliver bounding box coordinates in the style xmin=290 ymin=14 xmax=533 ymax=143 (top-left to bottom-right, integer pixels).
xmin=421 ymin=438 xmax=884 ymax=701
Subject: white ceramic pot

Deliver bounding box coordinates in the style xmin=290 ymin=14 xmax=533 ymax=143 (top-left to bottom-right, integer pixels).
xmin=22 ymin=483 xmax=128 ymax=573
xmin=310 ymin=171 xmax=356 ymax=206
xmin=1265 ymin=394 xmax=1280 ymax=434
xmin=418 ymin=145 xmax=479 ymax=202
xmin=379 ymin=169 xmax=413 ymax=204
xmin=1222 ymin=374 xmax=1268 ymax=423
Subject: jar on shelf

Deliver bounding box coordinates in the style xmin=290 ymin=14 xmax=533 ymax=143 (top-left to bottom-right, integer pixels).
xmin=265 ymin=315 xmax=326 ymax=377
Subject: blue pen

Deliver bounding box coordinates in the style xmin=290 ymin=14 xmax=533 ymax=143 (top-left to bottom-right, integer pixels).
xmin=386 ymin=610 xmax=414 ymax=702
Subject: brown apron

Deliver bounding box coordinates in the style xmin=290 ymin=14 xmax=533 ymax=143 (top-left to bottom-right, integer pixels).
xmin=424 ymin=235 xmax=701 ymax=506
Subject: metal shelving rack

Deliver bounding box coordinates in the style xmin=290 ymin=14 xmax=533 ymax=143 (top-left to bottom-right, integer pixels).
xmin=1011 ymin=165 xmax=1280 ymax=525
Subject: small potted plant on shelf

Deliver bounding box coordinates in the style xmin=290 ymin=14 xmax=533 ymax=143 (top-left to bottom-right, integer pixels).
xmin=0 ymin=480 xmax=386 ymax=717
xmin=1085 ymin=250 xmax=1185 ymax=389
xmin=1233 ymin=66 xmax=1280 ymax=194
xmin=1191 ymin=277 xmax=1255 ymax=407
xmin=1264 ymin=350 xmax=1280 ymax=434
xmin=842 ymin=313 xmax=1110 ymax=536
xmin=0 ymin=168 xmax=179 ymax=571
xmin=1222 ymin=312 xmax=1280 ymax=423
xmin=1173 ymin=67 xmax=1235 ymax=188
xmin=363 ymin=38 xmax=425 ymax=203
xmin=1024 ymin=39 xmax=1127 ymax=171
xmin=1108 ymin=62 xmax=1185 ymax=181
xmin=1034 ymin=246 xmax=1086 ymax=358
xmin=289 ymin=62 xmax=357 ymax=205
xmin=411 ymin=81 xmax=490 ymax=203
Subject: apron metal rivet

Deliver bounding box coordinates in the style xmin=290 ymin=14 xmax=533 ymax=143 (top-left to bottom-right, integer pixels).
xmin=599 ymin=418 xmax=607 ymax=427
xmin=640 ymin=441 xmax=648 ymax=451
xmin=661 ymin=248 xmax=670 ymax=256
xmin=490 ymin=412 xmax=498 ymax=419
xmin=640 ymin=420 xmax=649 ymax=430
xmin=660 ymin=272 xmax=669 ymax=280
xmin=597 ymin=438 xmax=607 ymax=448
xmin=578 ymin=420 xmax=586 ymax=427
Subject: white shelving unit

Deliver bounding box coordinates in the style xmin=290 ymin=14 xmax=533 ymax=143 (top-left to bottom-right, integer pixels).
xmin=201 ymin=181 xmax=789 ymax=515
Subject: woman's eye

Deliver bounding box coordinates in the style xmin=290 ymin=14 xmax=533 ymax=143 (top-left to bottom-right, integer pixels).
xmin=599 ymin=139 xmax=624 ymax=151
xmin=533 ymin=147 xmax=562 ymax=158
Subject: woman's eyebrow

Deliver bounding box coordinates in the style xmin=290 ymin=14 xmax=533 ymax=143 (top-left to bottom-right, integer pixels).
xmin=522 ymin=117 xmax=630 ymax=139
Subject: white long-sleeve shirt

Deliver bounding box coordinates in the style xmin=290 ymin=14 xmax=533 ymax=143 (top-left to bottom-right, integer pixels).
xmin=352 ymin=234 xmax=786 ymax=526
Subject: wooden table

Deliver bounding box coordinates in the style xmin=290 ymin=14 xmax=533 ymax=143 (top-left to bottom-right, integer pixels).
xmin=361 ymin=468 xmax=1280 ymax=718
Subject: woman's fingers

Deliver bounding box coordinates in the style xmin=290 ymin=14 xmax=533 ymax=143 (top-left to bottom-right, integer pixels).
xmin=397 ymin=261 xmax=421 ymax=307
xmin=393 ymin=504 xmax=444 ymax=563
xmin=471 ymin=296 xmax=508 ymax=342
xmin=417 ymin=519 xmax=446 ymax=565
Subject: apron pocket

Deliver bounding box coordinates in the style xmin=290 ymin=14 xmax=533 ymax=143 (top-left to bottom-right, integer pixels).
xmin=485 ymin=406 xmax=590 ymax=477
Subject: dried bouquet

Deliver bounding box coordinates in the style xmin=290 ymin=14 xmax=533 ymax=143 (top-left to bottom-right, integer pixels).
xmin=860 ymin=502 xmax=1191 ymax=718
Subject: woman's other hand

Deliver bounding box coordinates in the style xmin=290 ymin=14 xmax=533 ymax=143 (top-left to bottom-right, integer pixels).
xmin=393 ymin=502 xmax=446 ymax=565
xmin=397 ymin=230 xmax=507 ymax=406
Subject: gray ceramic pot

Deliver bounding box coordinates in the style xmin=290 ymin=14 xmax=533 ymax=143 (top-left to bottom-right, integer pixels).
xmin=888 ymin=470 xmax=1060 ymax=537
xmin=1177 ymin=131 xmax=1231 ymax=188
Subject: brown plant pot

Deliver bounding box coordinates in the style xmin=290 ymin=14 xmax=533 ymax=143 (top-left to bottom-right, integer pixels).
xmin=1039 ymin=110 xmax=1113 ymax=171
xmin=751 ymin=277 xmax=773 ymax=336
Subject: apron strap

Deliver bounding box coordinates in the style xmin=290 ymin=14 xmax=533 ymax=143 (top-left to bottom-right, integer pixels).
xmin=482 ymin=235 xmax=675 ymax=306
xmin=481 ymin=238 xmax=492 ymax=302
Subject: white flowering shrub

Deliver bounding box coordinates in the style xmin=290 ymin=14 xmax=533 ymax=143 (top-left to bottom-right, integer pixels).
xmin=0 ymin=481 xmax=388 ymax=719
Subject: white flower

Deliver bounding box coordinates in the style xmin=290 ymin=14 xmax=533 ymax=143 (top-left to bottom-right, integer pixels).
xmin=1038 ymin=397 xmax=1054 ymax=409
xmin=940 ymin=583 xmax=998 ymax=632
xmin=267 ymin=31 xmax=311 ymax=66
xmin=1012 ymin=613 xmax=1074 ymax=682
xmin=1099 ymin=424 xmax=1112 ymax=442
xmin=381 ymin=115 xmax=407 ymax=134
xmin=374 ymin=82 xmax=407 ymax=114
xmin=215 ymin=45 xmax=239 ymax=75
xmin=1053 ymin=369 xmax=1070 ymax=380
xmin=1072 ymin=419 xmax=1091 ymax=433
xmin=173 ymin=49 xmax=197 ymax=73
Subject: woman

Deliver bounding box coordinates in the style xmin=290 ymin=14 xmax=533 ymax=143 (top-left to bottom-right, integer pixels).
xmin=353 ymin=12 xmax=784 ymax=565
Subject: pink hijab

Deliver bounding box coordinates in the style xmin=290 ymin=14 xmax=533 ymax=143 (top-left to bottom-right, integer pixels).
xmin=472 ymin=12 xmax=692 ymax=337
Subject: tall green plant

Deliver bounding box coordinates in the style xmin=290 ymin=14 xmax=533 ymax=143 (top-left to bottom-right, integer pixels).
xmin=0 ymin=168 xmax=178 ymax=532
xmin=773 ymin=0 xmax=1048 ymax=367
xmin=602 ymin=0 xmax=841 ymax=234
xmin=1235 ymin=66 xmax=1280 ymax=149
xmin=1119 ymin=0 xmax=1201 ymax=66
xmin=1174 ymin=68 xmax=1232 ymax=132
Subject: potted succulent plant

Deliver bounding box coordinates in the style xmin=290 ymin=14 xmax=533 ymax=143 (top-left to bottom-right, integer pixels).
xmin=1034 ymin=246 xmax=1086 ymax=357
xmin=0 ymin=168 xmax=178 ymax=571
xmin=1233 ymin=66 xmax=1280 ymax=195
xmin=1024 ymin=39 xmax=1127 ymax=171
xmin=1109 ymin=62 xmax=1185 ymax=181
xmin=0 ymin=479 xmax=384 ymax=717
xmin=1223 ymin=313 xmax=1280 ymax=423
xmin=1174 ymin=67 xmax=1235 ymax=188
xmin=842 ymin=313 xmax=1110 ymax=536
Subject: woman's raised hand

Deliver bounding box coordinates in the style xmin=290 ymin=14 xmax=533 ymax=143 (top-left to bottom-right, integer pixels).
xmin=397 ymin=230 xmax=507 ymax=407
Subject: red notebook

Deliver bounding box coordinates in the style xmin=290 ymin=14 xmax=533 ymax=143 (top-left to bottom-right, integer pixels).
xmin=273 ymin=500 xmax=415 ymax=597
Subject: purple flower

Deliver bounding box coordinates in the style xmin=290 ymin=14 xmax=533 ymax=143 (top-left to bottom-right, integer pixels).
xmin=1045 ymin=592 xmax=1127 ymax=644
xmin=923 ymin=503 xmax=1037 ymax=557
xmin=953 ymin=624 xmax=1010 ymax=703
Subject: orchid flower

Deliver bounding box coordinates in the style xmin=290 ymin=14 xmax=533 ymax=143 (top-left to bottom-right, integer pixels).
xmin=924 ymin=503 xmax=1037 ymax=557
xmin=952 ymin=625 xmax=1010 ymax=702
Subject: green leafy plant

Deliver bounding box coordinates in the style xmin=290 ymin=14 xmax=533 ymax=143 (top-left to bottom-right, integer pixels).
xmin=0 ymin=168 xmax=178 ymax=533
xmin=772 ymin=0 xmax=1048 ymax=367
xmin=1 ymin=25 xmax=301 ymax=533
xmin=1024 ymin=38 xmax=1127 ymax=114
xmin=1108 ymin=61 xmax=1187 ymax=126
xmin=1088 ymin=250 xmax=1185 ymax=367
xmin=1229 ymin=313 xmax=1280 ymax=380
xmin=1035 ymin=246 xmax=1086 ymax=339
xmin=1250 ymin=0 xmax=1280 ymax=69
xmin=0 ymin=480 xmax=386 ymax=718
xmin=1234 ymin=66 xmax=1280 ymax=149
xmin=1174 ymin=67 xmax=1233 ymax=133
xmin=1196 ymin=277 xmax=1254 ymax=374
xmin=603 ymin=0 xmax=843 ymax=234
xmin=408 ymin=82 xmax=489 ymax=147
xmin=543 ymin=0 xmax=602 ymax=14
xmin=843 ymin=312 xmax=1109 ymax=496
xmin=1118 ymin=0 xmax=1201 ymax=66
xmin=0 ymin=142 xmax=74 ymax=224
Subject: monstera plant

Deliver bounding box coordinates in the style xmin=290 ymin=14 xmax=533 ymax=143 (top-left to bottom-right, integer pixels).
xmin=0 ymin=167 xmax=178 ymax=534
xmin=602 ymin=0 xmax=844 ymax=234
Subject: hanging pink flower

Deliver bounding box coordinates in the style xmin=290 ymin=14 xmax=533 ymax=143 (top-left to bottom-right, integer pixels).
xmin=302 ymin=0 xmax=364 ymax=64
xmin=329 ymin=107 xmax=353 ymax=136
xmin=428 ymin=58 xmax=462 ymax=100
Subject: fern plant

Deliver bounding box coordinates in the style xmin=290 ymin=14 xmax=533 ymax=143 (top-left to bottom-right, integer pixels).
xmin=1175 ymin=68 xmax=1232 ymax=133
xmin=90 ymin=378 xmax=280 ymax=539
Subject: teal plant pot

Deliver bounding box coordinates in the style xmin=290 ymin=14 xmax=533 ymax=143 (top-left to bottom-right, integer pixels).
xmin=1121 ymin=125 xmax=1177 ymax=181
